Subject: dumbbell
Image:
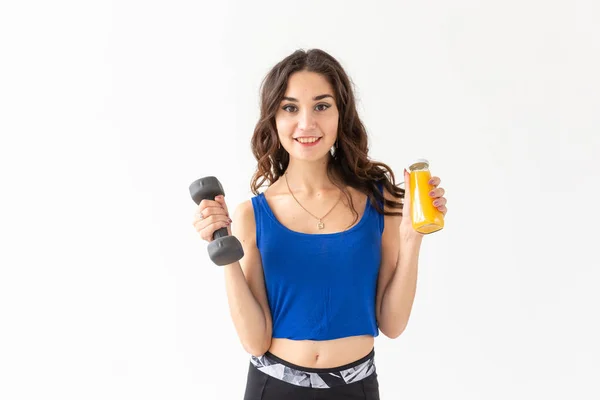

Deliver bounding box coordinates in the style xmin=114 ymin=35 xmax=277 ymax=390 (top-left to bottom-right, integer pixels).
xmin=189 ymin=176 xmax=244 ymax=266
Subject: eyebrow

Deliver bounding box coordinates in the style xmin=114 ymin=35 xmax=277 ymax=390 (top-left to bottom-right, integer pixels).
xmin=282 ymin=94 xmax=334 ymax=102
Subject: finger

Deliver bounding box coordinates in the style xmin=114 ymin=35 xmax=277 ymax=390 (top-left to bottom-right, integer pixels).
xmin=437 ymin=205 xmax=447 ymax=215
xmin=214 ymin=195 xmax=229 ymax=216
xmin=402 ymin=168 xmax=410 ymax=211
xmin=202 ymin=206 xmax=229 ymax=218
xmin=200 ymin=219 xmax=232 ymax=242
xmin=402 ymin=169 xmax=410 ymax=195
xmin=432 ymin=197 xmax=447 ymax=207
xmin=429 ymin=187 xmax=445 ymax=198
xmin=193 ymin=214 xmax=231 ymax=231
xmin=192 ymin=206 xmax=228 ymax=225
xmin=192 ymin=212 xmax=202 ymax=224
xmin=199 ymin=199 xmax=222 ymax=211
xmin=429 ymin=176 xmax=441 ymax=187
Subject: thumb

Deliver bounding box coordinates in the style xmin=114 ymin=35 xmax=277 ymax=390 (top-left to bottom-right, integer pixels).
xmin=214 ymin=195 xmax=229 ymax=216
xmin=402 ymin=168 xmax=411 ymax=214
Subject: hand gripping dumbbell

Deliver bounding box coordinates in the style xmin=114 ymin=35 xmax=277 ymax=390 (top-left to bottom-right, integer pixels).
xmin=189 ymin=176 xmax=244 ymax=266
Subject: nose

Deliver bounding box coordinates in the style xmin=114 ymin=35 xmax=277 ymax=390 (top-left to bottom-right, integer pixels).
xmin=297 ymin=108 xmax=317 ymax=131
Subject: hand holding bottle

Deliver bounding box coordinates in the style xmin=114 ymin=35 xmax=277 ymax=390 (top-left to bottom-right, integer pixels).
xmin=400 ymin=159 xmax=447 ymax=237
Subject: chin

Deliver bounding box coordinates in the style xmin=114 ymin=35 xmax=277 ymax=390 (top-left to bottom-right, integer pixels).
xmin=290 ymin=151 xmax=331 ymax=163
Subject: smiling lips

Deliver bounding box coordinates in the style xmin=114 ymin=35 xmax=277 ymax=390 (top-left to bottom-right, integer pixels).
xmin=294 ymin=136 xmax=322 ymax=146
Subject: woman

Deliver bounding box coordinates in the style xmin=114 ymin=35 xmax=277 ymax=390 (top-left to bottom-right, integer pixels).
xmin=192 ymin=48 xmax=448 ymax=399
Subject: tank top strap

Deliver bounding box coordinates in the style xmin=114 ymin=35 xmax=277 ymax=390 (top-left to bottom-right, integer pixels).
xmin=250 ymin=192 xmax=272 ymax=247
xmin=375 ymin=181 xmax=384 ymax=207
xmin=373 ymin=181 xmax=385 ymax=234
xmin=358 ymin=181 xmax=385 ymax=235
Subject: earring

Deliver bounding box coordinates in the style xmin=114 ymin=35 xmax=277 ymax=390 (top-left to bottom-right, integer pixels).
xmin=330 ymin=139 xmax=338 ymax=157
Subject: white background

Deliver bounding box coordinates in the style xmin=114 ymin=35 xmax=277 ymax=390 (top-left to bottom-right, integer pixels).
xmin=1 ymin=0 xmax=599 ymax=399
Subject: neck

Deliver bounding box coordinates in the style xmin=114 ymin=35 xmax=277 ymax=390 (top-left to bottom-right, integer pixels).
xmin=284 ymin=157 xmax=337 ymax=195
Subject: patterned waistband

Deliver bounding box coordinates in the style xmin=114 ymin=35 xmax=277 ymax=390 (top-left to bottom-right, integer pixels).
xmin=250 ymin=349 xmax=376 ymax=389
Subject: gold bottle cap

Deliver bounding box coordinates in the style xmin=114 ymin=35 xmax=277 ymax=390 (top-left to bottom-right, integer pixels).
xmin=408 ymin=158 xmax=429 ymax=171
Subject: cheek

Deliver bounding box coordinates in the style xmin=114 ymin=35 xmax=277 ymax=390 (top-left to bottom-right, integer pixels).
xmin=275 ymin=116 xmax=294 ymax=135
xmin=319 ymin=114 xmax=338 ymax=135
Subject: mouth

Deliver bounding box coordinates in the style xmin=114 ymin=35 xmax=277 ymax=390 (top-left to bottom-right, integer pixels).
xmin=294 ymin=137 xmax=322 ymax=146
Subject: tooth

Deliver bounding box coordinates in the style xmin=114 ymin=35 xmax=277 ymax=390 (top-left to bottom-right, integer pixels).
xmin=297 ymin=137 xmax=319 ymax=143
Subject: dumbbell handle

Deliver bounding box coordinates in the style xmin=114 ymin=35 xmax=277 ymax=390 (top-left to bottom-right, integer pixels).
xmin=213 ymin=227 xmax=229 ymax=241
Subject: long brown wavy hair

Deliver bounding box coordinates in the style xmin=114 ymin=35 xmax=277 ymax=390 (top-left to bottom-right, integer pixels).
xmin=250 ymin=48 xmax=404 ymax=222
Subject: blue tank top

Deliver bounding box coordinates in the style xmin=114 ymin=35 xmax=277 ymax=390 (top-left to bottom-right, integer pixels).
xmin=250 ymin=185 xmax=384 ymax=341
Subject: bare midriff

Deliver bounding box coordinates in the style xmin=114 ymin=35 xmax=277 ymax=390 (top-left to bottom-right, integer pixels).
xmin=268 ymin=335 xmax=374 ymax=368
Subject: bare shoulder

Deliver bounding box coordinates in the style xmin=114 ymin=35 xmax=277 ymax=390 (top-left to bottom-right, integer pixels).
xmin=231 ymin=199 xmax=256 ymax=244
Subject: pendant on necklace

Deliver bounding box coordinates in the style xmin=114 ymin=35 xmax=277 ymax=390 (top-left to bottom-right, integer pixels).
xmin=317 ymin=220 xmax=325 ymax=229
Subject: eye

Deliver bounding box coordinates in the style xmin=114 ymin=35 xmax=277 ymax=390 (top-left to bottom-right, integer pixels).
xmin=315 ymin=103 xmax=331 ymax=112
xmin=282 ymin=104 xmax=297 ymax=113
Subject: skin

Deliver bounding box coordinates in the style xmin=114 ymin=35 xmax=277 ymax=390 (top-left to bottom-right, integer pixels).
xmin=192 ymin=70 xmax=448 ymax=368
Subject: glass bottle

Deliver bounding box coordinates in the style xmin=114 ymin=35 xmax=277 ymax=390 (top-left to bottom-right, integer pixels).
xmin=408 ymin=159 xmax=444 ymax=234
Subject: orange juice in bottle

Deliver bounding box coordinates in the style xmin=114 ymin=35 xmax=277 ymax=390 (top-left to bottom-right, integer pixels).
xmin=408 ymin=159 xmax=444 ymax=234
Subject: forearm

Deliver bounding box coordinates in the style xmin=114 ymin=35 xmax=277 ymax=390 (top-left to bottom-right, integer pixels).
xmin=223 ymin=262 xmax=270 ymax=355
xmin=380 ymin=234 xmax=423 ymax=338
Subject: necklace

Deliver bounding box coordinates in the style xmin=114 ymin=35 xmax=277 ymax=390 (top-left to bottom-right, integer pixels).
xmin=284 ymin=172 xmax=342 ymax=229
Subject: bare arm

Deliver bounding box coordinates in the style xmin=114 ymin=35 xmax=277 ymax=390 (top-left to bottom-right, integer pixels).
xmin=224 ymin=200 xmax=273 ymax=356
xmin=375 ymin=187 xmax=423 ymax=339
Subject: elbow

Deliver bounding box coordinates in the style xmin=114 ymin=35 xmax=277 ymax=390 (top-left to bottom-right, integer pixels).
xmin=244 ymin=346 xmax=265 ymax=358
xmin=243 ymin=336 xmax=272 ymax=357
xmin=379 ymin=321 xmax=408 ymax=339
xmin=384 ymin=328 xmax=405 ymax=339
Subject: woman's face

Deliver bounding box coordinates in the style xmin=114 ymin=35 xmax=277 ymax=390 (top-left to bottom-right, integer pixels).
xmin=275 ymin=70 xmax=339 ymax=162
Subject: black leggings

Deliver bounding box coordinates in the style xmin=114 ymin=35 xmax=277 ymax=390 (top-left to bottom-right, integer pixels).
xmin=243 ymin=349 xmax=380 ymax=400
